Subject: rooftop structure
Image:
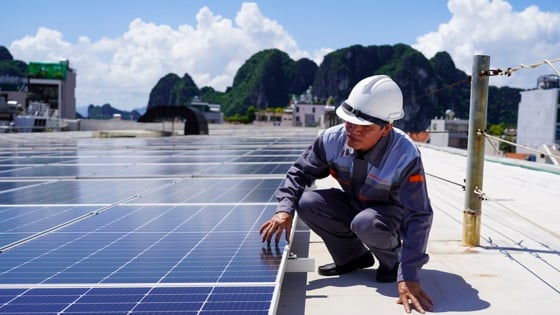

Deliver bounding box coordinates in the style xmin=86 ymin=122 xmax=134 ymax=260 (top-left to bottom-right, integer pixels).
xmin=517 ymin=87 xmax=560 ymax=153
xmin=190 ymin=97 xmax=224 ymax=124
xmin=428 ymin=109 xmax=469 ymax=149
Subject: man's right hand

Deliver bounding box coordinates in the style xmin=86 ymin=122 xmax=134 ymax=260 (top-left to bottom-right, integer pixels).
xmin=397 ymin=281 xmax=434 ymax=313
xmin=259 ymin=212 xmax=293 ymax=246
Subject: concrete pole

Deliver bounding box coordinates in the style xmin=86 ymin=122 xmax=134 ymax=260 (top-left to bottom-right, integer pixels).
xmin=463 ymin=55 xmax=490 ymax=246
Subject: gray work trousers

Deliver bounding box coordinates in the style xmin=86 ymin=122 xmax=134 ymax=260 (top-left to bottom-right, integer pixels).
xmin=297 ymin=188 xmax=401 ymax=268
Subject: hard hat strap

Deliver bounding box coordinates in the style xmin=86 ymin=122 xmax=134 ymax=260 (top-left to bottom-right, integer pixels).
xmin=341 ymin=103 xmax=389 ymax=127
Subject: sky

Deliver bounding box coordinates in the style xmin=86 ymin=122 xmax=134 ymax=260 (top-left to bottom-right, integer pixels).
xmin=1 ymin=0 xmax=560 ymax=111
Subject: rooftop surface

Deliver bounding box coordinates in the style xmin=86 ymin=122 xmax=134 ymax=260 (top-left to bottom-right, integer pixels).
xmin=278 ymin=140 xmax=560 ymax=314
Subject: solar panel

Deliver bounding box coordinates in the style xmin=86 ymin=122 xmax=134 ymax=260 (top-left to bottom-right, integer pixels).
xmin=0 ymin=205 xmax=100 ymax=248
xmin=0 ymin=128 xmax=318 ymax=314
xmin=0 ymin=286 xmax=276 ymax=314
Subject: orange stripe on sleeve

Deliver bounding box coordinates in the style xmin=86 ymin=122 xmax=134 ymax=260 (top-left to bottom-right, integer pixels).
xmin=408 ymin=174 xmax=424 ymax=183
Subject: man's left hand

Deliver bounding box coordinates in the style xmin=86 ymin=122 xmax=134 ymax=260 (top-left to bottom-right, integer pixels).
xmin=258 ymin=212 xmax=292 ymax=246
xmin=397 ymin=281 xmax=434 ymax=313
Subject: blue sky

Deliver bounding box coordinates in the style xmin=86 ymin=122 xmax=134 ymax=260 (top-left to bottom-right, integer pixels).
xmin=1 ymin=0 xmax=559 ymax=111
xmin=1 ymin=1 xmax=453 ymax=52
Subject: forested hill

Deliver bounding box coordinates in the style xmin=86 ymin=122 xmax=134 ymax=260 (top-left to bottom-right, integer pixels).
xmin=147 ymin=44 xmax=522 ymax=132
xmin=0 ymin=44 xmax=522 ymax=132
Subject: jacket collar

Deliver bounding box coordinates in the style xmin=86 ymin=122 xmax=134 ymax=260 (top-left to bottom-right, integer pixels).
xmin=362 ymin=129 xmax=393 ymax=168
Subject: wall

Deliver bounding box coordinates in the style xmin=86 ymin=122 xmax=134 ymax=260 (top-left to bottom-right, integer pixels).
xmin=67 ymin=119 xmax=186 ymax=135
xmin=517 ymin=88 xmax=559 ymax=153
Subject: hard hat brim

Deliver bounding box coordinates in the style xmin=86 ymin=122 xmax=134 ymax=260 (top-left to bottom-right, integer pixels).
xmin=335 ymin=104 xmax=374 ymax=125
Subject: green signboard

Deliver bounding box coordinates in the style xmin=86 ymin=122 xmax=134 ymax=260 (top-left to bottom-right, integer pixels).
xmin=28 ymin=62 xmax=67 ymax=80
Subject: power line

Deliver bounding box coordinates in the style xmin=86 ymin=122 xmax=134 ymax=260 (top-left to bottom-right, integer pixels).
xmin=404 ymin=77 xmax=471 ymax=105
xmin=482 ymin=58 xmax=560 ymax=77
xmin=481 ymin=130 xmax=560 ymax=162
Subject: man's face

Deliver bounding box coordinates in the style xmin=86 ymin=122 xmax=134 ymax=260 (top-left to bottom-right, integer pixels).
xmin=344 ymin=121 xmax=392 ymax=152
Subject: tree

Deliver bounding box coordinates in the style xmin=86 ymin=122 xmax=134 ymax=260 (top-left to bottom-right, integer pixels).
xmin=247 ymin=106 xmax=256 ymax=122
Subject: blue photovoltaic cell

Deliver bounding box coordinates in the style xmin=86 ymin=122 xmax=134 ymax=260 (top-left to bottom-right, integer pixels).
xmin=0 ymin=205 xmax=100 ymax=247
xmin=0 ymin=181 xmax=49 ymax=193
xmin=234 ymin=155 xmax=300 ymax=162
xmin=0 ymin=156 xmax=77 ymax=165
xmin=0 ymin=164 xmax=97 ymax=178
xmin=0 ymin=178 xmax=282 ymax=205
xmin=246 ymin=149 xmax=306 ymax=155
xmin=0 ymin=162 xmax=291 ymax=178
xmin=0 ymin=130 xmax=318 ymax=314
xmin=71 ymin=154 xmax=238 ymax=164
xmin=0 ymin=286 xmax=274 ymax=314
xmin=0 ymin=180 xmax=174 ymax=204
xmin=0 ymin=204 xmax=284 ymax=285
xmin=126 ymin=178 xmax=282 ymax=204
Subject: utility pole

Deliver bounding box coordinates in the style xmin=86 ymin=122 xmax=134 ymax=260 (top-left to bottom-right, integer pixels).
xmin=463 ymin=55 xmax=490 ymax=246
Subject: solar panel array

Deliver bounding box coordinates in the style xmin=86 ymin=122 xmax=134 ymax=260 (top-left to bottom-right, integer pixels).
xmin=0 ymin=127 xmax=318 ymax=314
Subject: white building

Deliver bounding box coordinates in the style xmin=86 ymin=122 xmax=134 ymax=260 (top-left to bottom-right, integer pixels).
xmin=253 ymin=106 xmax=293 ymax=127
xmin=516 ymin=85 xmax=560 ymax=154
xmin=292 ymin=103 xmax=330 ymax=127
xmin=428 ymin=118 xmax=469 ymax=149
xmin=428 ymin=110 xmax=499 ymax=156
xmin=291 ymin=86 xmax=341 ymax=128
xmin=428 ymin=111 xmax=469 ymax=149
xmin=253 ymin=86 xmax=339 ymax=128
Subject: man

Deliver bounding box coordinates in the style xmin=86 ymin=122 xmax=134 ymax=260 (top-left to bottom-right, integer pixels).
xmin=259 ymin=75 xmax=434 ymax=313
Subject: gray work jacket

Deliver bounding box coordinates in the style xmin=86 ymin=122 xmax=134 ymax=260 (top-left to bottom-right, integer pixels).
xmin=276 ymin=123 xmax=433 ymax=282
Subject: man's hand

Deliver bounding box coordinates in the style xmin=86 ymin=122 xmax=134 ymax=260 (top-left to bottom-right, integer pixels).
xmin=259 ymin=212 xmax=293 ymax=246
xmin=397 ymin=281 xmax=434 ymax=313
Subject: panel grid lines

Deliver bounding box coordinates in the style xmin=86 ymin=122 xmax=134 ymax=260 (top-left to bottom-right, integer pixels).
xmin=0 ymin=129 xmax=319 ymax=314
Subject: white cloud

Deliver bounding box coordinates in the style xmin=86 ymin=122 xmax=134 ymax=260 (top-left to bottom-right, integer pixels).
xmin=9 ymin=3 xmax=313 ymax=110
xmin=413 ymin=0 xmax=560 ymax=89
xmin=10 ymin=27 xmax=71 ymax=61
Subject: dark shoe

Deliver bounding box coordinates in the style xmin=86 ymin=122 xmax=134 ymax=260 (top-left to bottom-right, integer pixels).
xmin=318 ymin=253 xmax=375 ymax=276
xmin=376 ymin=263 xmax=398 ymax=283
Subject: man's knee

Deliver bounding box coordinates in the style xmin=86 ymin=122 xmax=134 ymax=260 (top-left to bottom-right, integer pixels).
xmin=297 ymin=191 xmax=319 ymax=216
xmin=298 ymin=191 xmax=317 ymax=211
xmin=352 ymin=210 xmax=388 ymax=234
xmin=351 ymin=209 xmax=398 ymax=248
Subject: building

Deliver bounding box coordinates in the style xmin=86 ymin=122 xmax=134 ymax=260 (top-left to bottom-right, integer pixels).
xmin=428 ymin=111 xmax=513 ymax=158
xmin=292 ymin=102 xmax=334 ymax=128
xmin=26 ymin=60 xmax=76 ymax=119
xmin=253 ymin=108 xmax=293 ymax=127
xmin=291 ymin=87 xmax=330 ymax=128
xmin=253 ymin=86 xmax=341 ymax=129
xmin=428 ymin=110 xmax=469 ymax=149
xmin=0 ymin=60 xmax=77 ymax=121
xmin=516 ymin=75 xmax=560 ymax=155
xmin=253 ymin=86 xmax=343 ymax=129
xmin=0 ymin=76 xmax=27 ymax=109
xmin=189 ymin=97 xmax=224 ymax=124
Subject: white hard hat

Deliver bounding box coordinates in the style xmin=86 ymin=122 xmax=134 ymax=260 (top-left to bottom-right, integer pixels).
xmin=336 ymin=75 xmax=404 ymax=125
